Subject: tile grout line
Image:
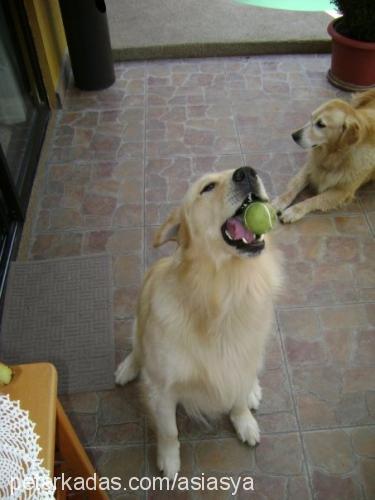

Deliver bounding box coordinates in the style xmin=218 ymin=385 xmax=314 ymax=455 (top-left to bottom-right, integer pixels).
xmin=275 ymin=300 xmax=374 ymax=310
xmin=142 ymin=70 xmax=147 ymax=276
xmin=275 ymin=312 xmax=315 ymax=500
xmin=225 ymin=60 xmax=247 ymax=161
xmin=142 ymin=67 xmax=149 ymax=497
xmin=141 ymin=65 xmax=150 ymax=500
xmin=83 ymin=418 xmax=375 ymax=450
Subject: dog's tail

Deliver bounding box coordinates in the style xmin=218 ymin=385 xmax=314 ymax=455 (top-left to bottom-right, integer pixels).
xmin=352 ymin=88 xmax=375 ymax=109
xmin=115 ymin=350 xmax=140 ymax=385
xmin=114 ymin=319 xmax=141 ymax=385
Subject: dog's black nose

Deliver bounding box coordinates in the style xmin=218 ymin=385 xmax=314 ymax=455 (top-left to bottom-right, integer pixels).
xmin=232 ymin=167 xmax=257 ymax=184
xmin=292 ymin=130 xmax=302 ymax=143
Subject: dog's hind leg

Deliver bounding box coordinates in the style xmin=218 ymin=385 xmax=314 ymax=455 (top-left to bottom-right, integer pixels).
xmin=147 ymin=386 xmax=180 ymax=480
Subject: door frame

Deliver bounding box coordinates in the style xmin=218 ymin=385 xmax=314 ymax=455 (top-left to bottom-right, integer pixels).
xmin=0 ymin=0 xmax=50 ymax=301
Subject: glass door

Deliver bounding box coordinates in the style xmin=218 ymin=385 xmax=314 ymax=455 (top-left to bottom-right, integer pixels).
xmin=0 ymin=0 xmax=49 ymax=299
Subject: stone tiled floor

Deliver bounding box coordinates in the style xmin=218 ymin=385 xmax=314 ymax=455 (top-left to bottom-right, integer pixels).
xmin=24 ymin=54 xmax=374 ymax=499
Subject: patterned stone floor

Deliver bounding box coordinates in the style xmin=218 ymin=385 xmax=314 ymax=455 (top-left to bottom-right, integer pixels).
xmin=24 ymin=54 xmax=374 ymax=499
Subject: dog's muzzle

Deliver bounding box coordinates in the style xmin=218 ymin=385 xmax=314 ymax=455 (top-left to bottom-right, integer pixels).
xmin=220 ymin=167 xmax=268 ymax=256
xmin=292 ymin=128 xmax=316 ymax=149
xmin=232 ymin=166 xmax=259 ymax=197
xmin=232 ymin=167 xmax=268 ymax=202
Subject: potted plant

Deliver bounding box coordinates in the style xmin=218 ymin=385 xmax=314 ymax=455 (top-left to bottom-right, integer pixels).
xmin=328 ymin=0 xmax=375 ymax=90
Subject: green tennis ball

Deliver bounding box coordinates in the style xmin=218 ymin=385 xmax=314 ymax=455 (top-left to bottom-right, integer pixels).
xmin=244 ymin=202 xmax=276 ymax=235
xmin=0 ymin=362 xmax=12 ymax=386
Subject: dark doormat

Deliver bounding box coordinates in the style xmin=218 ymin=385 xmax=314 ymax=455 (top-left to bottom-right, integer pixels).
xmin=0 ymin=254 xmax=115 ymax=394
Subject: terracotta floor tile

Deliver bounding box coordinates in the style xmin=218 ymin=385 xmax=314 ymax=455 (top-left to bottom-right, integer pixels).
xmin=283 ymin=304 xmax=374 ymax=429
xmin=319 ymin=304 xmax=369 ymax=330
xmin=311 ymin=469 xmax=362 ymax=500
xmin=66 ymin=412 xmax=97 ymax=446
xmin=98 ymin=384 xmax=145 ymax=426
xmin=360 ymin=458 xmax=375 ymax=500
xmin=255 ymin=433 xmax=304 ymax=475
xmin=146 ymin=111 xmax=241 ymax=157
xmin=96 ymin=421 xmax=144 ymax=446
xmin=113 ymin=255 xmax=143 ymax=287
xmin=194 ymin=438 xmax=255 ymax=474
xmin=237 ymin=474 xmax=287 ymax=500
xmin=90 ymin=445 xmax=146 ymax=489
xmin=114 ymin=318 xmax=135 ymax=352
xmin=304 ymin=427 xmax=373 ymax=500
xmin=60 ymin=391 xmax=99 ymax=413
xmin=30 ymin=232 xmax=83 ymax=259
xmin=113 ymin=285 xmax=140 ymax=319
xmin=304 ymin=429 xmax=355 ymax=474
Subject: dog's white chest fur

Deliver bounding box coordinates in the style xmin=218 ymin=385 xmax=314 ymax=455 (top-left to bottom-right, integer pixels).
xmin=141 ymin=255 xmax=279 ymax=417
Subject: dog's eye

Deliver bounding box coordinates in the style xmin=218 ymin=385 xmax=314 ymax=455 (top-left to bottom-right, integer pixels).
xmin=316 ymin=120 xmax=326 ymax=129
xmin=200 ymin=182 xmax=216 ymax=194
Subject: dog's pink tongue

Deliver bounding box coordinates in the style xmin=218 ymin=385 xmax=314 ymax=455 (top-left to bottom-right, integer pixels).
xmin=226 ymin=218 xmax=255 ymax=242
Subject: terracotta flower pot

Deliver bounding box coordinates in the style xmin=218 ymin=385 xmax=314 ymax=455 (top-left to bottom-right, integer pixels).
xmin=327 ymin=19 xmax=375 ymax=91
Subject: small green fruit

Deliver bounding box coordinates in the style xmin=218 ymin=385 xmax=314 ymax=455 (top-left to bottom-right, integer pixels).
xmin=244 ymin=202 xmax=276 ymax=235
xmin=0 ymin=362 xmax=13 ymax=386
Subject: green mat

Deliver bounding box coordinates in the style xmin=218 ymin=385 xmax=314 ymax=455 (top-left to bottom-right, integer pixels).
xmin=235 ymin=0 xmax=333 ymax=11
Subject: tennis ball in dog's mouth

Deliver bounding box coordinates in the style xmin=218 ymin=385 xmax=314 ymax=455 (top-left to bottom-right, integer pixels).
xmin=244 ymin=202 xmax=276 ymax=235
xmin=0 ymin=362 xmax=13 ymax=386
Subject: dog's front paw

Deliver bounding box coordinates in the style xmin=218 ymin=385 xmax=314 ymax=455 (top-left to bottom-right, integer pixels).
xmin=231 ymin=411 xmax=260 ymax=446
xmin=248 ymin=380 xmax=262 ymax=410
xmin=272 ymin=195 xmax=290 ymax=214
xmin=157 ymin=442 xmax=180 ymax=480
xmin=279 ymin=205 xmax=304 ymax=224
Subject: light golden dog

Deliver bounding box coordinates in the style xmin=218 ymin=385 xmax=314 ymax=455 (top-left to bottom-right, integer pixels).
xmin=273 ymin=89 xmax=375 ymax=223
xmin=115 ymin=167 xmax=282 ymax=479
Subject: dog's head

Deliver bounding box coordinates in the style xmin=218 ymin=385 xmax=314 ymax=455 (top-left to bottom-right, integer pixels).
xmin=154 ymin=167 xmax=270 ymax=259
xmin=292 ymin=99 xmax=361 ymax=150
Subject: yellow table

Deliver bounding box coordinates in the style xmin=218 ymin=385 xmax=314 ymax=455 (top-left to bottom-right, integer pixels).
xmin=0 ymin=363 xmax=108 ymax=499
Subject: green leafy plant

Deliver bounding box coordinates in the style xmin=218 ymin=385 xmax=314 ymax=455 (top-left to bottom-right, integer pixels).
xmin=330 ymin=0 xmax=375 ymax=42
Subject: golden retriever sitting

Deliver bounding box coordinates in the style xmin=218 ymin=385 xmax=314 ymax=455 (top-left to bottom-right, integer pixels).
xmin=115 ymin=167 xmax=282 ymax=479
xmin=273 ymin=89 xmax=375 ymax=223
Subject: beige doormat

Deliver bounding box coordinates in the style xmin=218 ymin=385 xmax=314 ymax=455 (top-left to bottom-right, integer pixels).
xmin=107 ymin=0 xmax=332 ymax=60
xmin=0 ymin=254 xmax=115 ymax=394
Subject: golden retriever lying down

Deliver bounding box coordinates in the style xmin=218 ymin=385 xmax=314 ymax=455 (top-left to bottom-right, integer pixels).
xmin=273 ymin=89 xmax=375 ymax=223
xmin=116 ymin=167 xmax=282 ymax=478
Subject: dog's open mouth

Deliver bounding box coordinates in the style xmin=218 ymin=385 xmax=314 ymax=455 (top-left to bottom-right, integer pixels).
xmin=221 ymin=194 xmax=265 ymax=255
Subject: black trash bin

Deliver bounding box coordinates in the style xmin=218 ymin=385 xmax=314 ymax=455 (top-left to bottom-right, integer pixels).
xmin=59 ymin=0 xmax=115 ymax=91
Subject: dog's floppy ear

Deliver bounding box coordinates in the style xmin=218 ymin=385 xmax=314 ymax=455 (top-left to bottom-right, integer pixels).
xmin=153 ymin=207 xmax=181 ymax=248
xmin=339 ymin=115 xmax=360 ymax=148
